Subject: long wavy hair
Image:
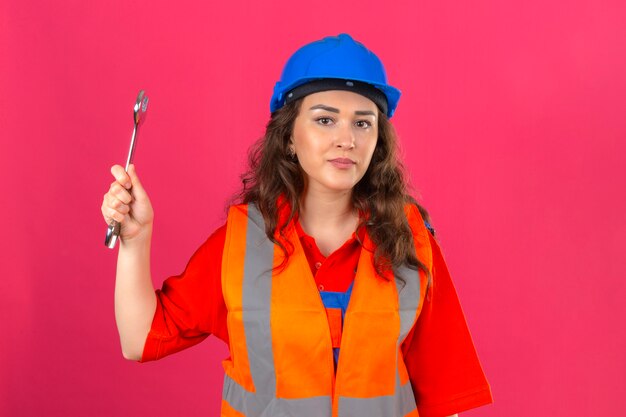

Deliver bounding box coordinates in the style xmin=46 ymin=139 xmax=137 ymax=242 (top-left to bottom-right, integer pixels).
xmin=230 ymin=97 xmax=434 ymax=288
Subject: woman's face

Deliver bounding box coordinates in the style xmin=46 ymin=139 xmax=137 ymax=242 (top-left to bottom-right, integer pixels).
xmin=290 ymin=90 xmax=379 ymax=194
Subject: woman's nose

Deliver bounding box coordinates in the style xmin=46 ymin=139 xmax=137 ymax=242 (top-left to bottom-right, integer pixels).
xmin=335 ymin=123 xmax=356 ymax=149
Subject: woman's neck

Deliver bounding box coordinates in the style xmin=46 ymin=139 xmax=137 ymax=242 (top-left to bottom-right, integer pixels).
xmin=298 ymin=186 xmax=359 ymax=239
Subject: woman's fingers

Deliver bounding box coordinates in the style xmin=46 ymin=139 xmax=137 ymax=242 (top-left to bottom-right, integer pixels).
xmin=109 ymin=180 xmax=133 ymax=204
xmin=107 ymin=206 xmax=125 ymax=223
xmin=102 ymin=163 xmax=154 ymax=241
xmin=111 ymin=164 xmax=132 ymax=189
xmin=102 ymin=184 xmax=131 ymax=224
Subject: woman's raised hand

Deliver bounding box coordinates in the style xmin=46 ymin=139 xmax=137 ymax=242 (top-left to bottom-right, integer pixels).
xmin=101 ymin=164 xmax=154 ymax=243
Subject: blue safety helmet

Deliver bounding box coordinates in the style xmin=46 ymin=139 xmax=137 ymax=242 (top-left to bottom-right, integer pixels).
xmin=270 ymin=33 xmax=402 ymax=118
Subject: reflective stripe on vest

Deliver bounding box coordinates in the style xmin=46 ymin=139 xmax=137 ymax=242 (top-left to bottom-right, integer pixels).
xmin=221 ymin=202 xmax=432 ymax=417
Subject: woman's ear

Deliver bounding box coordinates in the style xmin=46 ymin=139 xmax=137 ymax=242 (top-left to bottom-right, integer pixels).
xmin=287 ymin=137 xmax=298 ymax=160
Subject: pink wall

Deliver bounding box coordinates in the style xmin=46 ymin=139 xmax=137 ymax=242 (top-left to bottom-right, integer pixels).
xmin=1 ymin=0 xmax=624 ymax=415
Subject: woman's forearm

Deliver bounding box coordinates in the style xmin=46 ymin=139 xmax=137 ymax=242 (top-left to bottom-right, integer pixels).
xmin=114 ymin=227 xmax=157 ymax=360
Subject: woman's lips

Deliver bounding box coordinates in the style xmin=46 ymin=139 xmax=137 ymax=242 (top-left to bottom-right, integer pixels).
xmin=329 ymin=158 xmax=355 ymax=169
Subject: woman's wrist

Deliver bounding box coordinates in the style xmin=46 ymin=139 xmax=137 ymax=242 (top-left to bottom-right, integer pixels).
xmin=120 ymin=224 xmax=154 ymax=249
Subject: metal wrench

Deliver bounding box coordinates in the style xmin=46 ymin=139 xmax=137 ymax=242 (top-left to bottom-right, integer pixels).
xmin=104 ymin=90 xmax=149 ymax=249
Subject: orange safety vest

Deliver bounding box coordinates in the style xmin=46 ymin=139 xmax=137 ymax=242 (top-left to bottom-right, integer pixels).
xmin=220 ymin=202 xmax=433 ymax=417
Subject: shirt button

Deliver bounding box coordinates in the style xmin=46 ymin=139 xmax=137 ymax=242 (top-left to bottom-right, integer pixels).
xmin=315 ymin=262 xmax=322 ymax=269
xmin=318 ymin=284 xmax=325 ymax=291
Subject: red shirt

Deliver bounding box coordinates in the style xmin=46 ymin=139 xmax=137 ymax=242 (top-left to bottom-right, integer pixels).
xmin=140 ymin=214 xmax=493 ymax=417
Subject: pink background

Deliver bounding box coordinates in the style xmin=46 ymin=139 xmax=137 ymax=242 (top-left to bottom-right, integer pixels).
xmin=1 ymin=0 xmax=625 ymax=416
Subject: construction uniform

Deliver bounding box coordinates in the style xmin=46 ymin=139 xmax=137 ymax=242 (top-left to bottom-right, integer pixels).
xmin=140 ymin=199 xmax=493 ymax=417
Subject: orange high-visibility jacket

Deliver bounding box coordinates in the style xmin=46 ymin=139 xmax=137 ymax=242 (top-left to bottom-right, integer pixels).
xmin=220 ymin=202 xmax=433 ymax=417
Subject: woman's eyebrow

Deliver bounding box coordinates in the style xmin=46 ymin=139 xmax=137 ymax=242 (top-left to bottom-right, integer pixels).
xmin=355 ymin=110 xmax=376 ymax=117
xmin=309 ymin=104 xmax=340 ymax=113
xmin=309 ymin=104 xmax=376 ymax=117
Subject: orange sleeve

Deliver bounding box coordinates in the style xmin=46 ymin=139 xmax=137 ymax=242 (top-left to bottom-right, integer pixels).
xmin=139 ymin=223 xmax=229 ymax=362
xmin=401 ymin=233 xmax=493 ymax=417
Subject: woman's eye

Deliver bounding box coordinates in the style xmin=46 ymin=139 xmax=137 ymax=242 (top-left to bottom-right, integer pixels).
xmin=356 ymin=120 xmax=372 ymax=128
xmin=316 ymin=117 xmax=334 ymax=125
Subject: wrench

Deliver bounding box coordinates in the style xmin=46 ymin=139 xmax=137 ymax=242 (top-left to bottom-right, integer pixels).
xmin=104 ymin=90 xmax=149 ymax=249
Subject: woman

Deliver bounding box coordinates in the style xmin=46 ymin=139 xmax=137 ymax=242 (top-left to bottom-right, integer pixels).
xmin=102 ymin=33 xmax=493 ymax=417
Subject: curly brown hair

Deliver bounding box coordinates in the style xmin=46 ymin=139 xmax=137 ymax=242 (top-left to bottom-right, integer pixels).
xmin=230 ymin=97 xmax=433 ymax=288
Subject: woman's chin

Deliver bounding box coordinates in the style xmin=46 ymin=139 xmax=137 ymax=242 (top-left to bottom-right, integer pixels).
xmin=319 ymin=180 xmax=358 ymax=193
xmin=304 ymin=172 xmax=362 ymax=194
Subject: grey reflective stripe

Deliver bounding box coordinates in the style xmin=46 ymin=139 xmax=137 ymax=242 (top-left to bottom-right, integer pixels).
xmin=338 ymin=264 xmax=420 ymax=417
xmin=393 ymin=263 xmax=420 ymax=415
xmin=339 ymin=379 xmax=415 ymax=417
xmin=242 ymin=203 xmax=276 ymax=397
xmin=223 ymin=373 xmax=331 ymax=417
xmin=394 ymin=263 xmax=421 ymax=345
